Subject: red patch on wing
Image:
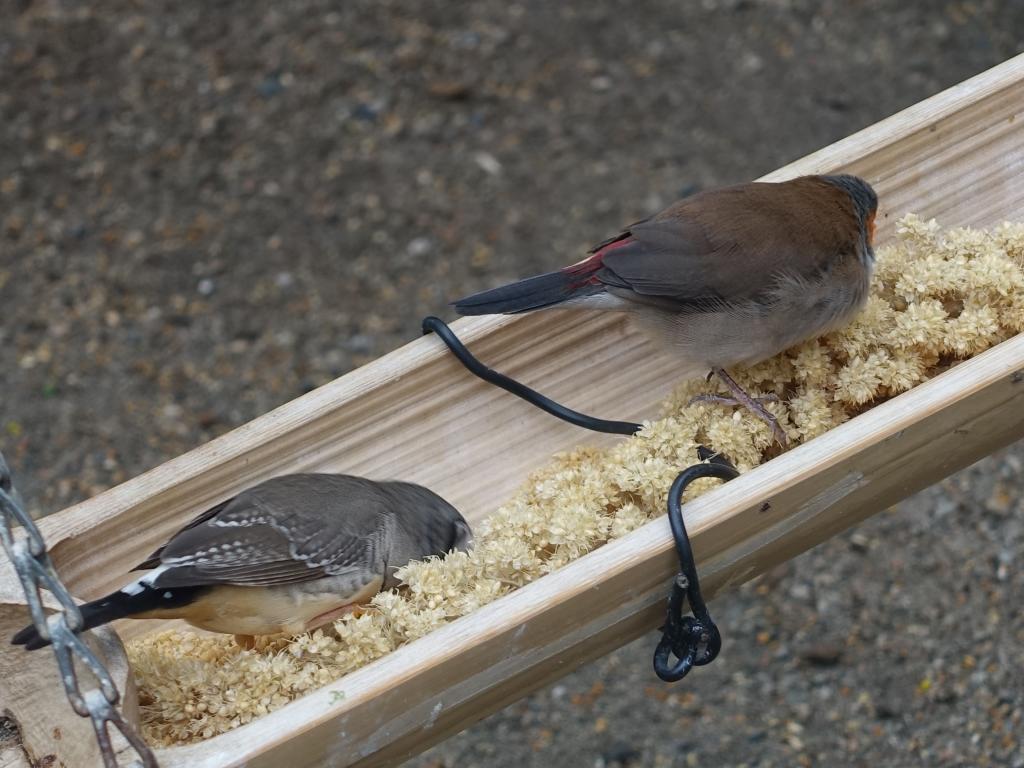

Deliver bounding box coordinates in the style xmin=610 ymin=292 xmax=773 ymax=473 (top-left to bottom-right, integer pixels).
xmin=594 ymin=236 xmax=633 ymax=257
xmin=563 ymin=236 xmax=634 ymax=284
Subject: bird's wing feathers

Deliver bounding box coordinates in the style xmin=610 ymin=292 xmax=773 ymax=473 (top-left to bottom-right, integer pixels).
xmin=586 ymin=219 xmax=649 ymax=254
xmin=146 ymin=475 xmax=391 ymax=589
xmin=133 ymin=496 xmax=234 ymax=570
xmin=594 ymin=182 xmax=856 ymax=308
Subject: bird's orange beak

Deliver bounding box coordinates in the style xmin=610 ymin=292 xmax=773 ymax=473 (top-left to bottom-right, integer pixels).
xmin=867 ymin=211 xmax=877 ymax=243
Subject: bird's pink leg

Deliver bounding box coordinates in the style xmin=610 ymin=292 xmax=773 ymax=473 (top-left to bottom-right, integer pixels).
xmin=306 ymin=602 xmax=366 ymax=631
xmin=689 ymin=368 xmax=788 ymax=446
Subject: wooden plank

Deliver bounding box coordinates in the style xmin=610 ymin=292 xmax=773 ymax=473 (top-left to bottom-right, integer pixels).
xmin=0 ymin=748 xmax=30 ymax=768
xmin=155 ymin=334 xmax=1024 ymax=768
xmin=0 ymin=564 xmax=140 ymax=768
xmin=156 ymin=55 xmax=1024 ymax=766
xmin=1 ymin=54 xmax=1023 ymax=767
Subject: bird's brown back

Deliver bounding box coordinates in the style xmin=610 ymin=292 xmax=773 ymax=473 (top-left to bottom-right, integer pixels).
xmin=595 ymin=176 xmax=868 ymax=308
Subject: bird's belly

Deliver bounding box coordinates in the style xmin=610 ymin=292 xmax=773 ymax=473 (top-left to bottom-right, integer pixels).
xmin=634 ymin=280 xmax=868 ymax=371
xmin=647 ymin=311 xmax=786 ymax=369
xmin=168 ymin=575 xmax=384 ymax=636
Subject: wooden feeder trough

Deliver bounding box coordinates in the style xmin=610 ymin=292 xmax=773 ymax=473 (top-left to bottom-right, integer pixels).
xmin=3 ymin=56 xmax=1024 ymax=768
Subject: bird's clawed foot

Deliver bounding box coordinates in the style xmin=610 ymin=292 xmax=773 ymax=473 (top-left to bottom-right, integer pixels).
xmin=689 ymin=393 xmax=779 ymax=407
xmin=689 ymin=369 xmax=789 ymax=447
xmin=306 ymin=603 xmax=367 ymax=633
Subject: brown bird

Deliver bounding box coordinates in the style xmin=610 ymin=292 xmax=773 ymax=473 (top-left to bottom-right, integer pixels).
xmin=12 ymin=474 xmax=472 ymax=649
xmin=454 ymin=174 xmax=879 ymax=444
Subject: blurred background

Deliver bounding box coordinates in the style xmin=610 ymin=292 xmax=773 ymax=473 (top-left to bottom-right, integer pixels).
xmin=2 ymin=1 xmax=1023 ymax=765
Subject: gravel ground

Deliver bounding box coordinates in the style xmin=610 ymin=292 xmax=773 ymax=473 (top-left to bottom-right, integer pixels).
xmin=1 ymin=1 xmax=1022 ymax=766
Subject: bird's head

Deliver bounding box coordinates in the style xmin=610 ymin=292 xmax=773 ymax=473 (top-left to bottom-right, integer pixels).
xmin=822 ymin=174 xmax=879 ymax=268
xmin=429 ymin=496 xmax=473 ymax=554
xmin=388 ymin=482 xmax=474 ymax=561
xmin=823 ymin=174 xmax=878 ymax=242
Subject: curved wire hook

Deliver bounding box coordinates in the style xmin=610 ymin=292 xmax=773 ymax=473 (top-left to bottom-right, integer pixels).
xmin=653 ymin=449 xmax=738 ymax=682
xmin=422 ymin=316 xmax=642 ymax=435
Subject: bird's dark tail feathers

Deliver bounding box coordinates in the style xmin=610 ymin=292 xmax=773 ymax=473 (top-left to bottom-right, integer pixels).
xmin=10 ymin=583 xmax=206 ymax=650
xmin=453 ymin=270 xmax=604 ymax=315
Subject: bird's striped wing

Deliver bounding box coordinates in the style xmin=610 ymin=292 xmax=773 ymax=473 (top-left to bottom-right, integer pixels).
xmin=144 ymin=475 xmax=391 ymax=588
xmin=133 ymin=496 xmax=233 ymax=570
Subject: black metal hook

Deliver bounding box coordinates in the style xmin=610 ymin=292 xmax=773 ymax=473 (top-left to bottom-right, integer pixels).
xmin=422 ymin=316 xmax=642 ymax=435
xmin=653 ymin=447 xmax=738 ymax=682
xmin=422 ymin=316 xmax=737 ymax=683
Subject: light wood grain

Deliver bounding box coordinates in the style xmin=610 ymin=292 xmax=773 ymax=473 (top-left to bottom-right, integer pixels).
xmin=0 ymin=747 xmax=30 ymax=768
xmin=0 ymin=559 xmax=140 ymax=767
xmin=156 ymin=335 xmax=1024 ymax=768
xmin=1 ymin=54 xmax=1023 ymax=768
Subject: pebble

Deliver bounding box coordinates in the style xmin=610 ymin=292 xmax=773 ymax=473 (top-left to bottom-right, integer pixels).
xmin=472 ymin=151 xmax=502 ymax=176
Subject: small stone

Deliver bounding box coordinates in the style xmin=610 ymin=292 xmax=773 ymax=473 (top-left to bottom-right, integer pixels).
xmin=602 ymin=741 xmax=640 ymax=765
xmin=800 ymin=644 xmax=844 ymax=667
xmin=738 ymin=51 xmax=764 ymax=74
xmin=849 ymin=532 xmax=871 ymax=552
xmin=874 ymin=700 xmax=899 ymax=720
xmin=161 ymin=403 xmax=184 ymax=420
xmin=257 ymin=74 xmax=283 ymax=98
xmin=346 ymin=334 xmax=374 ymax=355
xmin=427 ymin=80 xmax=472 ymax=100
xmin=986 ymin=485 xmax=1014 ymax=514
xmin=351 ymin=103 xmax=378 ymax=122
xmin=406 ymin=237 xmax=433 ymax=258
xmin=197 ymin=411 xmax=219 ymax=429
xmin=473 ymin=151 xmax=502 ymax=176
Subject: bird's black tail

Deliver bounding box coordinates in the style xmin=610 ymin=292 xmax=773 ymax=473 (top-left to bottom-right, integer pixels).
xmin=453 ymin=270 xmax=604 ymax=315
xmin=10 ymin=583 xmax=205 ymax=650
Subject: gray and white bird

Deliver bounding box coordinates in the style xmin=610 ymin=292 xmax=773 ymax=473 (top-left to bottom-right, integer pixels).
xmin=12 ymin=473 xmax=472 ymax=649
xmin=453 ymin=174 xmax=879 ymax=444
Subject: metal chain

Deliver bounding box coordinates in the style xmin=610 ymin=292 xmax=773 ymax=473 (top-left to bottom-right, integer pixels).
xmin=0 ymin=451 xmax=158 ymax=768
